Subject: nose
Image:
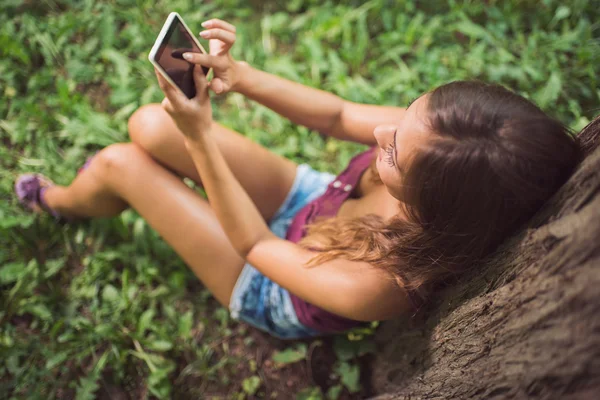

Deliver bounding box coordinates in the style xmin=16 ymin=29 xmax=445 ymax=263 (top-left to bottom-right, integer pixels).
xmin=373 ymin=125 xmax=397 ymax=149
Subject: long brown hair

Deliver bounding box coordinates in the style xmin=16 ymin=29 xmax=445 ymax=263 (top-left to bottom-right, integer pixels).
xmin=300 ymin=81 xmax=582 ymax=304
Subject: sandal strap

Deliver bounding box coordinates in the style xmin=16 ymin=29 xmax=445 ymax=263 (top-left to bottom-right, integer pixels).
xmin=15 ymin=174 xmax=64 ymax=221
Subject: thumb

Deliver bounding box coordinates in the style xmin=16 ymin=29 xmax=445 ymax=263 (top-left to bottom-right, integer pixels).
xmin=161 ymin=97 xmax=174 ymax=114
xmin=192 ymin=64 xmax=209 ymax=102
xmin=209 ymin=78 xmax=225 ymax=94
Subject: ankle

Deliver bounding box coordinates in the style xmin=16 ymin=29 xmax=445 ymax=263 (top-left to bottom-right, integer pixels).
xmin=42 ymin=186 xmax=70 ymax=216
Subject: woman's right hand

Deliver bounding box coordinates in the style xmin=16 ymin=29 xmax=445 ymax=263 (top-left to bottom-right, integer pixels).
xmin=182 ymin=18 xmax=244 ymax=95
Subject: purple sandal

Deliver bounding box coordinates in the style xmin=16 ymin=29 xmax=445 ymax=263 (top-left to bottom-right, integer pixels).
xmin=14 ymin=174 xmax=63 ymax=220
xmin=15 ymin=155 xmax=96 ymax=222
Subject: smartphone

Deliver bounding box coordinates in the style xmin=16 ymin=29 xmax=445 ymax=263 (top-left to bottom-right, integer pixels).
xmin=149 ymin=12 xmax=210 ymax=99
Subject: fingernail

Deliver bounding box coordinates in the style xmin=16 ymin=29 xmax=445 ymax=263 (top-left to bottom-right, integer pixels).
xmin=199 ymin=31 xmax=209 ymax=38
xmin=201 ymin=21 xmax=211 ymax=27
xmin=183 ymin=52 xmax=192 ymax=60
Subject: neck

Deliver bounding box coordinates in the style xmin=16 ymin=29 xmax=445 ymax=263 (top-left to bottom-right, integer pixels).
xmin=376 ymin=186 xmax=407 ymax=222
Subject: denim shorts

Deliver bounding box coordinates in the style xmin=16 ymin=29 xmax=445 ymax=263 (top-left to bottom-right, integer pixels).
xmin=229 ymin=164 xmax=336 ymax=339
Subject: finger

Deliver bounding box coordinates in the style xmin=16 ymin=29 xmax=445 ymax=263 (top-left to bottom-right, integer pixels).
xmin=154 ymin=68 xmax=176 ymax=98
xmin=199 ymin=28 xmax=235 ymax=48
xmin=209 ymin=78 xmax=225 ymax=94
xmin=161 ymin=97 xmax=175 ymax=114
xmin=209 ymin=38 xmax=225 ymax=55
xmin=192 ymin=64 xmax=209 ymax=104
xmin=182 ymin=52 xmax=220 ymax=68
xmin=201 ymin=18 xmax=236 ymax=33
xmin=154 ymin=68 xmax=185 ymax=108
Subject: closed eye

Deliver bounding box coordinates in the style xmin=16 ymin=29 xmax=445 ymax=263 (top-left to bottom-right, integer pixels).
xmin=384 ymin=142 xmax=396 ymax=167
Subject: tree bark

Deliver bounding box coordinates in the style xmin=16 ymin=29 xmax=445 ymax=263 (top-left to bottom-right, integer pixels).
xmin=369 ymin=117 xmax=600 ymax=400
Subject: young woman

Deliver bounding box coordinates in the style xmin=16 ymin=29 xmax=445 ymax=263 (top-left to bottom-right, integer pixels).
xmin=15 ymin=19 xmax=581 ymax=339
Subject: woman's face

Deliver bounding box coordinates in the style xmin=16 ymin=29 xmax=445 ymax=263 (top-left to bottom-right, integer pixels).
xmin=373 ymin=95 xmax=432 ymax=200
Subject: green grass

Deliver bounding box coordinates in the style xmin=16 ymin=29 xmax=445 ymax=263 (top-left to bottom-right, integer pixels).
xmin=1 ymin=0 xmax=599 ymax=398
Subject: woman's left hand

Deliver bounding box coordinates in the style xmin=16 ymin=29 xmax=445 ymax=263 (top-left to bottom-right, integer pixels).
xmin=155 ymin=65 xmax=212 ymax=142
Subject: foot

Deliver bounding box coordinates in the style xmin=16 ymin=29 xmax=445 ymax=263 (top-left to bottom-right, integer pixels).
xmin=14 ymin=174 xmax=62 ymax=219
xmin=14 ymin=154 xmax=97 ymax=221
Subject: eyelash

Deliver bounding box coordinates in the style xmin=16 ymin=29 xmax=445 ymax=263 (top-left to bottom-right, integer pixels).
xmin=384 ymin=142 xmax=396 ymax=167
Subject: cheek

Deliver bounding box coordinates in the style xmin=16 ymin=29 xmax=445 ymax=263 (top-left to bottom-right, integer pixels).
xmin=376 ymin=158 xmax=402 ymax=196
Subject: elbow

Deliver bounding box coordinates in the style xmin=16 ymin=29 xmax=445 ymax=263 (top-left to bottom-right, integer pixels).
xmin=234 ymin=236 xmax=262 ymax=259
xmin=234 ymin=242 xmax=254 ymax=259
xmin=235 ymin=231 xmax=276 ymax=260
xmin=324 ymin=101 xmax=346 ymax=137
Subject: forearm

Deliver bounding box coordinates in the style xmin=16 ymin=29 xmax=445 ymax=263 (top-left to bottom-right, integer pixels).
xmin=234 ymin=62 xmax=405 ymax=144
xmin=234 ymin=62 xmax=345 ymax=136
xmin=185 ymin=21 xmax=404 ymax=144
xmin=184 ymin=132 xmax=273 ymax=257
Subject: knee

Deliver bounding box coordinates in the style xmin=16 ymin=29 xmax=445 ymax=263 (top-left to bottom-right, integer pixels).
xmin=128 ymin=103 xmax=171 ymax=153
xmin=94 ymin=143 xmax=147 ymax=178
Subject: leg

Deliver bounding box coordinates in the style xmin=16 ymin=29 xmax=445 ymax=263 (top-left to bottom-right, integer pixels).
xmin=128 ymin=104 xmax=298 ymax=221
xmin=44 ymin=143 xmax=245 ymax=306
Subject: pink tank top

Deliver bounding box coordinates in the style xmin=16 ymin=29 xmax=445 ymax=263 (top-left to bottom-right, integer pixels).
xmin=286 ymin=148 xmax=376 ymax=333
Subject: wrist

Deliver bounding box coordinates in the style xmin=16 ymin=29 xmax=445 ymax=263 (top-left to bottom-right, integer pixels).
xmin=184 ymin=127 xmax=213 ymax=150
xmin=232 ymin=61 xmax=253 ymax=93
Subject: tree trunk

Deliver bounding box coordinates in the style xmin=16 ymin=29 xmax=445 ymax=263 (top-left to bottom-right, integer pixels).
xmin=369 ymin=117 xmax=600 ymax=400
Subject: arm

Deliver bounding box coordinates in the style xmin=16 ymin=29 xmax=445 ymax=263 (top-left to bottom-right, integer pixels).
xmin=186 ymin=19 xmax=407 ymax=145
xmin=246 ymin=237 xmax=410 ymax=321
xmin=234 ymin=62 xmax=407 ymax=145
xmin=155 ymin=65 xmax=408 ymax=321
xmin=186 ymin=131 xmax=406 ymax=320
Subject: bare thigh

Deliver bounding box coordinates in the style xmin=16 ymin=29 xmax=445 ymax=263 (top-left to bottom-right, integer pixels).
xmin=128 ymin=104 xmax=298 ymax=222
xmin=89 ymin=143 xmax=246 ymax=307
